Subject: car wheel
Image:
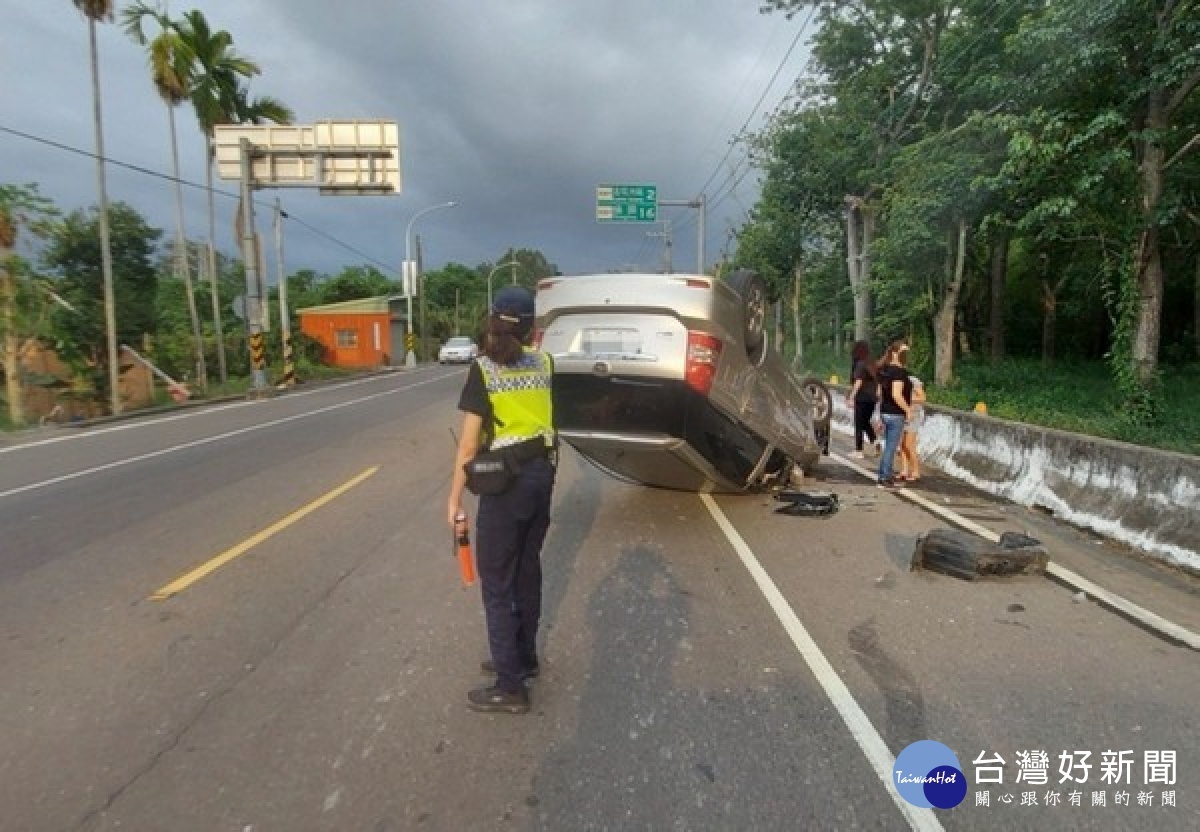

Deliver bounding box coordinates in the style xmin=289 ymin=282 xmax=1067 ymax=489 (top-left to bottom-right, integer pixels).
xmin=726 ymin=269 xmax=768 ymax=356
xmin=802 ymin=377 xmax=833 ymax=453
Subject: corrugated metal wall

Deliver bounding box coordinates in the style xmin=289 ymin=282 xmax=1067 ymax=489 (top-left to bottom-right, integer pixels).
xmin=299 ymin=313 xmax=394 ymax=368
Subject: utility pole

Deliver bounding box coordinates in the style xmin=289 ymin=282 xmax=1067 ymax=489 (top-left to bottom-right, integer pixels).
xmin=402 ymin=201 xmax=457 ymax=366
xmin=239 ymin=138 xmax=268 ymax=392
xmin=647 ymin=221 xmax=673 ymax=274
xmin=657 ymin=195 xmax=706 ymax=273
xmin=416 ymin=234 xmax=425 ymax=362
xmin=274 ymin=198 xmax=295 ymax=387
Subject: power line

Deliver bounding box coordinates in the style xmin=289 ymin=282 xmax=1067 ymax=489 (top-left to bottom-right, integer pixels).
xmin=684 ymin=23 xmax=787 ymax=188
xmin=693 ymin=4 xmax=817 ymax=199
xmin=695 ymin=0 xmax=1021 ymax=245
xmin=0 ymin=123 xmax=398 ymax=276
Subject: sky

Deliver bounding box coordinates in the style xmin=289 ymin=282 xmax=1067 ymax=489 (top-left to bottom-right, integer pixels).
xmin=3 ymin=1 xmax=813 ymax=282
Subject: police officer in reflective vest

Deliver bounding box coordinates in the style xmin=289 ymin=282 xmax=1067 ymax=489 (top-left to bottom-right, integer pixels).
xmin=448 ymin=286 xmax=556 ymax=714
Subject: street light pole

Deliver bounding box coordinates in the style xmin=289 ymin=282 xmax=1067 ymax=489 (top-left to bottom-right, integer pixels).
xmin=487 ymin=259 xmax=521 ymax=313
xmin=404 ymin=201 xmax=457 ymax=368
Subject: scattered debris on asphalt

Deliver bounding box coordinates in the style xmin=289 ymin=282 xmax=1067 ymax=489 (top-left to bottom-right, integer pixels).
xmin=773 ymin=490 xmax=840 ymax=517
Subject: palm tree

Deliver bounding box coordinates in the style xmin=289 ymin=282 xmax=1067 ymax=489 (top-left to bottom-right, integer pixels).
xmin=72 ymin=0 xmax=121 ymax=415
xmin=122 ymin=1 xmax=207 ymax=390
xmin=234 ymin=90 xmax=295 ymax=127
xmin=179 ymin=9 xmax=287 ymax=384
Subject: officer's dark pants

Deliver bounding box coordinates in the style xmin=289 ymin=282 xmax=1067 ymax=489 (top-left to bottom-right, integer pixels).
xmin=475 ymin=456 xmax=555 ymax=693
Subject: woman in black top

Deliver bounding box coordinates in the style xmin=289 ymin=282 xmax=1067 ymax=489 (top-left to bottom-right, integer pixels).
xmin=845 ymin=340 xmax=879 ymax=458
xmin=875 ymin=339 xmax=913 ymax=488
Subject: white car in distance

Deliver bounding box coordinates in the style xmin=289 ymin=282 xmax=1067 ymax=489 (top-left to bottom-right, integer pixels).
xmin=438 ymin=336 xmax=479 ymax=364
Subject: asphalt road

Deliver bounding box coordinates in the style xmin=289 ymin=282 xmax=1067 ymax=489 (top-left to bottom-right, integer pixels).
xmin=0 ymin=369 xmax=1196 ymax=831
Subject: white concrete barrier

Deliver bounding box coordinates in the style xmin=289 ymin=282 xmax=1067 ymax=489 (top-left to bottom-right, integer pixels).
xmin=832 ymin=399 xmax=1200 ymax=576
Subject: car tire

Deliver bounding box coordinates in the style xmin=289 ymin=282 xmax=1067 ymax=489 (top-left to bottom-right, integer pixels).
xmin=802 ymin=377 xmax=833 ymax=453
xmin=726 ymin=269 xmax=768 ymax=357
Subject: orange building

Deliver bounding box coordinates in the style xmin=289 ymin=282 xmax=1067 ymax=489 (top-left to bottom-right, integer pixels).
xmin=297 ymin=295 xmax=410 ymax=368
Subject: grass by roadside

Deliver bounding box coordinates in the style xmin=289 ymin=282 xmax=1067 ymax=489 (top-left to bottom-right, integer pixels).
xmin=804 ymin=350 xmax=1199 ymax=458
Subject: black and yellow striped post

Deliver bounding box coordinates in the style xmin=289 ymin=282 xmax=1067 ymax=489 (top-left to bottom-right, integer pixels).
xmin=405 ymin=331 xmax=416 ymax=361
xmin=281 ymin=332 xmax=296 ymax=387
xmin=250 ymin=332 xmax=267 ymax=376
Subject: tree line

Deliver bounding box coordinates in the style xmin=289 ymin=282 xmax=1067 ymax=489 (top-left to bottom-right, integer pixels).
xmin=1 ymin=2 xmax=292 ymax=425
xmin=0 ymin=176 xmax=558 ymax=426
xmin=735 ymin=0 xmax=1198 ymax=421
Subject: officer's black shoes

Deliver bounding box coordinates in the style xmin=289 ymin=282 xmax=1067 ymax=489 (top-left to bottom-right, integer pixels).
xmin=467 ymin=684 xmax=530 ymax=714
xmin=480 ymin=659 xmax=540 ymax=680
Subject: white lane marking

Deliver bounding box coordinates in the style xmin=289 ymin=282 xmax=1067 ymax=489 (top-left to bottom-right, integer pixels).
xmin=0 ymin=373 xmax=457 ymax=501
xmin=1044 ymin=563 xmax=1200 ymax=650
xmin=699 ymin=493 xmax=945 ymax=832
xmin=831 ymin=452 xmax=1200 ymax=651
xmin=0 ymin=369 xmax=460 ymax=455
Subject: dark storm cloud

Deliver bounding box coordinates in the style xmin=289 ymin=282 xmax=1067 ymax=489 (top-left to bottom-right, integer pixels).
xmin=2 ymin=1 xmax=809 ymax=279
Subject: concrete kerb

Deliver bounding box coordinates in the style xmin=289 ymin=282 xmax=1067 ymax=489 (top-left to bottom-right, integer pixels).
xmin=830 ymin=392 xmax=1200 ymax=651
xmin=831 ymin=392 xmax=1200 ymax=578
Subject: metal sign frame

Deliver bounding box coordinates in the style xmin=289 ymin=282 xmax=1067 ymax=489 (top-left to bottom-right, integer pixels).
xmin=214 ymin=120 xmax=401 ymax=195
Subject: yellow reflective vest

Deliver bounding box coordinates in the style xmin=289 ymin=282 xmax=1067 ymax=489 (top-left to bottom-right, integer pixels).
xmin=477 ymin=350 xmax=555 ymax=449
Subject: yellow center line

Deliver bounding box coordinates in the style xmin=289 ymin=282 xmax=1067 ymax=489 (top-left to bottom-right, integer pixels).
xmin=149 ymin=466 xmax=380 ymax=601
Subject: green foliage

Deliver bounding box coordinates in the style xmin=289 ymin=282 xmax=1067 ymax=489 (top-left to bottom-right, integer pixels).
xmin=0 ymin=183 xmax=60 ymax=245
xmin=803 ymin=348 xmax=1197 ymax=456
xmin=280 ymin=268 xmax=326 ymax=314
xmin=318 ymin=265 xmax=397 ymax=303
xmin=0 ymin=184 xmax=62 ymax=345
xmin=750 ymin=0 xmax=1199 ymax=408
xmin=930 ymin=358 xmax=1196 ymax=455
xmin=43 ymin=202 xmax=162 ymax=373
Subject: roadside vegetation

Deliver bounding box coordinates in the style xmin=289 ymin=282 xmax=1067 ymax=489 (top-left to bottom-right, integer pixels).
xmin=734 ymin=0 xmax=1198 ymax=450
xmin=804 ymin=345 xmax=1199 ymax=457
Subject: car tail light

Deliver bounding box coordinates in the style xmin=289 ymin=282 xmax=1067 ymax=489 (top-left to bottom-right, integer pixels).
xmin=685 ymin=332 xmax=722 ymax=395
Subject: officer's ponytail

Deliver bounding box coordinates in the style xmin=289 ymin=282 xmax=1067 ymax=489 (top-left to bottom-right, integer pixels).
xmin=482 ymin=314 xmax=530 ymax=365
xmin=484 ymin=286 xmax=536 ymax=366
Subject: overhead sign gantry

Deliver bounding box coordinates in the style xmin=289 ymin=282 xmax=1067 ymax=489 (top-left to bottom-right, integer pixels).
xmin=214 ymin=120 xmax=401 ymax=391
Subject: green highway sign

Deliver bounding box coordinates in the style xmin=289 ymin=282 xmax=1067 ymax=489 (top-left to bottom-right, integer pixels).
xmin=596 ymin=183 xmax=658 ymax=223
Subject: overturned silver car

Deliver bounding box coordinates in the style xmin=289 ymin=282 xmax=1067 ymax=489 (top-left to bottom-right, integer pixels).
xmin=534 ymin=271 xmax=831 ymax=493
